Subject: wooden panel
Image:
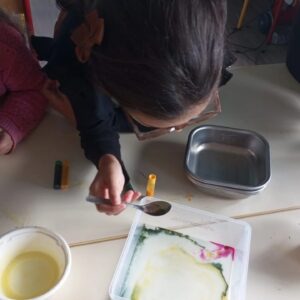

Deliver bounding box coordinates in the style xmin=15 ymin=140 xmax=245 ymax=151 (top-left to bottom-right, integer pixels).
xmin=0 ymin=0 xmax=24 ymax=13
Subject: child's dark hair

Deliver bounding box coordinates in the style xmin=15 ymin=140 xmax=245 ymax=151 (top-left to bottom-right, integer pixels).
xmin=57 ymin=0 xmax=226 ymax=120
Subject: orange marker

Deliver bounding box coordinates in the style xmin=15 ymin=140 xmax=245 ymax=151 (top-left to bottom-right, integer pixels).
xmin=146 ymin=174 xmax=157 ymax=197
xmin=61 ymin=160 xmax=69 ymax=190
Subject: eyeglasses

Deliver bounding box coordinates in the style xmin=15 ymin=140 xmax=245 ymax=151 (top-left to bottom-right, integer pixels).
xmin=125 ymin=92 xmax=221 ymax=140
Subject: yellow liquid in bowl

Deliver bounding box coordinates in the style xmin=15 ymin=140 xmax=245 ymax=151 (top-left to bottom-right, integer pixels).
xmin=1 ymin=251 xmax=60 ymax=300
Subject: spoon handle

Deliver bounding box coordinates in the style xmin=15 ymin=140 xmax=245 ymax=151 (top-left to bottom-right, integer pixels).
xmin=86 ymin=195 xmax=145 ymax=205
xmin=86 ymin=195 xmax=105 ymax=205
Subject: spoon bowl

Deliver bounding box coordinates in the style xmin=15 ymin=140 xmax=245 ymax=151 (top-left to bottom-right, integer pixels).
xmin=128 ymin=200 xmax=171 ymax=216
xmin=86 ymin=195 xmax=171 ymax=216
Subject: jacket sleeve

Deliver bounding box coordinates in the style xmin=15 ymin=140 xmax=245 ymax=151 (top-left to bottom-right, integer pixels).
xmin=30 ymin=36 xmax=54 ymax=61
xmin=0 ymin=39 xmax=48 ymax=147
xmin=41 ymin=10 xmax=130 ymax=182
xmin=45 ymin=63 xmax=130 ymax=182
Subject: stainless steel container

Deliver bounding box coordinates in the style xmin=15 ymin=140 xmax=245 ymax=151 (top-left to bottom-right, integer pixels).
xmin=185 ymin=125 xmax=271 ymax=198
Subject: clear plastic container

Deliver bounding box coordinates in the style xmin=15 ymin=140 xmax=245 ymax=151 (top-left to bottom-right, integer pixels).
xmin=109 ymin=197 xmax=251 ymax=300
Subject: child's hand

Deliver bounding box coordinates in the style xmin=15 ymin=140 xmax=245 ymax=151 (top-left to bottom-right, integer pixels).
xmin=0 ymin=129 xmax=13 ymax=155
xmin=90 ymin=154 xmax=141 ymax=215
xmin=42 ymin=79 xmax=76 ymax=125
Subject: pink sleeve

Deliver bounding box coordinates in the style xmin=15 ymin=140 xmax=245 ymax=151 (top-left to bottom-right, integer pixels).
xmin=0 ymin=33 xmax=48 ymax=148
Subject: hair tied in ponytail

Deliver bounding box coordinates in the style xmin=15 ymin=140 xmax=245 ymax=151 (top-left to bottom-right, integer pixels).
xmin=71 ymin=10 xmax=104 ymax=63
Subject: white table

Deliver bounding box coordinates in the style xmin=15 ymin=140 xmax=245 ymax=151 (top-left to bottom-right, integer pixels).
xmin=0 ymin=63 xmax=300 ymax=299
xmin=1 ymin=63 xmax=300 ymax=244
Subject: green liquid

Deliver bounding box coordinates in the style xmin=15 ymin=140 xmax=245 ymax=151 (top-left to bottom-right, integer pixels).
xmin=1 ymin=251 xmax=60 ymax=300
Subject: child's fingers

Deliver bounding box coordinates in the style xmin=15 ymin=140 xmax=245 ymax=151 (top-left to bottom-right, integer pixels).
xmin=107 ymin=169 xmax=124 ymax=206
xmin=108 ymin=179 xmax=123 ymax=205
xmin=0 ymin=131 xmax=13 ymax=155
xmin=96 ymin=203 xmax=126 ymax=215
xmin=42 ymin=80 xmax=76 ymax=124
xmin=42 ymin=79 xmax=67 ymax=103
xmin=122 ymin=190 xmax=142 ymax=203
xmin=132 ymin=191 xmax=142 ymax=201
xmin=122 ymin=190 xmax=134 ymax=203
xmin=42 ymin=79 xmax=57 ymax=93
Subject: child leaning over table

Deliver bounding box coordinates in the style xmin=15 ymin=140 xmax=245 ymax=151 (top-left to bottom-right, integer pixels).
xmin=0 ymin=9 xmax=48 ymax=155
xmin=32 ymin=0 xmax=229 ymax=215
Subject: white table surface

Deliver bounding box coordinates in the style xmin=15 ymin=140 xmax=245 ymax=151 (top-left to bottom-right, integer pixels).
xmin=0 ymin=63 xmax=300 ymax=299
xmin=1 ymin=63 xmax=300 ymax=244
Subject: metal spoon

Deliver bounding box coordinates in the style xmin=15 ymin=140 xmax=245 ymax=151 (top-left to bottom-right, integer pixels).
xmin=86 ymin=195 xmax=171 ymax=216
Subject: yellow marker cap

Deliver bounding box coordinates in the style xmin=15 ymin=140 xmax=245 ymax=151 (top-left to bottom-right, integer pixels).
xmin=146 ymin=174 xmax=157 ymax=197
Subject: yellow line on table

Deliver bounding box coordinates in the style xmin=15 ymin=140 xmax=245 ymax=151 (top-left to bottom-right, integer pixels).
xmin=69 ymin=234 xmax=128 ymax=248
xmin=233 ymin=205 xmax=300 ymax=220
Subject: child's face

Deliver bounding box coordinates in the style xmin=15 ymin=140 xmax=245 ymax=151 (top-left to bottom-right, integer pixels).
xmin=128 ymin=101 xmax=208 ymax=129
xmin=125 ymin=91 xmax=220 ymax=140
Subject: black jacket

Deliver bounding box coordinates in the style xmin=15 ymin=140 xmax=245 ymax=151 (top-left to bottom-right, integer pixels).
xmin=32 ymin=10 xmax=131 ymax=182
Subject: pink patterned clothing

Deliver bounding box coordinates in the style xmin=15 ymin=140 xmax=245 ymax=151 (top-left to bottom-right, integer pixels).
xmin=0 ymin=21 xmax=47 ymax=149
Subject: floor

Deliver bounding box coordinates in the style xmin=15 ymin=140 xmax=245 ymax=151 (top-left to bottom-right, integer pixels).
xmin=227 ymin=0 xmax=288 ymax=66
